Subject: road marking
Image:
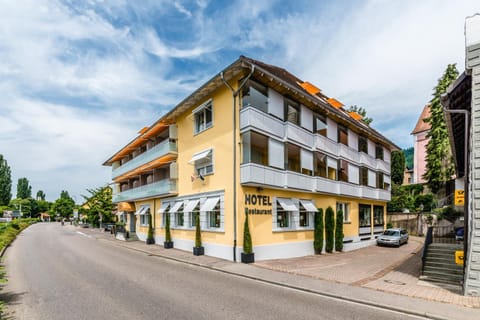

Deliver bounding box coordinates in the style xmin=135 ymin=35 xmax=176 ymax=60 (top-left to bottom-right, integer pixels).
xmin=76 ymin=231 xmax=92 ymax=238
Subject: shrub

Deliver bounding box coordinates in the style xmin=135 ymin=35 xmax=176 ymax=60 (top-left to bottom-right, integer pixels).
xmin=335 ymin=210 xmax=344 ymax=252
xmin=10 ymin=221 xmax=20 ymax=230
xmin=195 ymin=213 xmax=201 ymax=248
xmin=314 ymin=209 xmax=324 ymax=254
xmin=146 ymin=214 xmax=154 ymax=244
xmin=165 ymin=213 xmax=172 ymax=242
xmin=243 ymin=213 xmax=252 ymax=254
xmin=325 ymin=206 xmax=334 ymax=253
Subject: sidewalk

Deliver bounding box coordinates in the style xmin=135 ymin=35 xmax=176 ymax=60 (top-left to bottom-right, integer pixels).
xmin=74 ymin=226 xmax=480 ymax=320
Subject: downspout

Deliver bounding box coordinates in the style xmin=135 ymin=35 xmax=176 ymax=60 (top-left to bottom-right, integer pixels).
xmin=221 ymin=65 xmax=255 ymax=262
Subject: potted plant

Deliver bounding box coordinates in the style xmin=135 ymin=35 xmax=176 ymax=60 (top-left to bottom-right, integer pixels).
xmin=193 ymin=213 xmax=204 ymax=256
xmin=164 ymin=213 xmax=174 ymax=249
xmin=241 ymin=213 xmax=254 ymax=263
xmin=314 ymin=208 xmax=324 ymax=254
xmin=146 ymin=214 xmax=155 ymax=245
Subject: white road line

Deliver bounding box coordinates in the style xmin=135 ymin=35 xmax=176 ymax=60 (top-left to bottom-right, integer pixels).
xmin=76 ymin=231 xmax=92 ymax=238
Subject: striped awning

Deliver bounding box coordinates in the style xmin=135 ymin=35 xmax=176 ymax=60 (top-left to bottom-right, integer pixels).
xmin=118 ymin=202 xmax=135 ymax=212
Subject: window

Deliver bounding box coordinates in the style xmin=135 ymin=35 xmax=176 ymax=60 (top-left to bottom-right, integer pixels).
xmin=373 ymin=205 xmax=384 ymax=226
xmin=327 ymin=157 xmax=337 ymax=180
xmin=194 ymin=101 xmax=213 ymax=134
xmin=376 ymin=172 xmax=384 ymax=189
xmin=375 ymin=145 xmax=384 ymax=160
xmin=360 ymin=167 xmax=369 ymax=186
xmin=286 ymin=143 xmax=301 ymax=173
xmin=275 ymin=198 xmax=297 ymax=229
xmin=338 ymin=159 xmax=349 ymax=182
xmin=285 ymin=99 xmax=300 ymax=125
xmin=314 ymin=114 xmax=327 ymax=136
xmin=242 ymin=80 xmax=268 ymax=113
xmin=358 ymin=136 xmax=368 ymax=153
xmin=314 ymin=152 xmax=327 ymax=178
xmin=299 ymin=200 xmax=316 ymax=228
xmin=207 ymin=202 xmax=221 ymax=229
xmin=300 ymin=149 xmax=313 ymax=176
xmin=171 ymin=202 xmax=184 ymax=227
xmin=277 ymin=208 xmax=291 ymax=228
xmin=359 ymin=204 xmax=371 ymax=227
xmin=190 ymin=149 xmax=214 ymax=176
xmin=140 ymin=208 xmax=150 ymax=226
xmin=336 ymin=202 xmax=350 ymax=223
xmin=338 ymin=124 xmax=348 ymax=146
xmin=242 ymin=131 xmax=268 ymax=166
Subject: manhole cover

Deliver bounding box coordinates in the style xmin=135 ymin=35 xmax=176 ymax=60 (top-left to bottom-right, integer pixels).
xmin=384 ymin=279 xmax=406 ymax=285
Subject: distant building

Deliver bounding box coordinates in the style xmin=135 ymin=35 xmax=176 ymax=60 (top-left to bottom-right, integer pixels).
xmin=411 ymin=104 xmax=431 ymax=184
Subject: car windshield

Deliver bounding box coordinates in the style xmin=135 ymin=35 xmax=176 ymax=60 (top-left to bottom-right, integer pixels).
xmin=383 ymin=230 xmax=399 ymax=236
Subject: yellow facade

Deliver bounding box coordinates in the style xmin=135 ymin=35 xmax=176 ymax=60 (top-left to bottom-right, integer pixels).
xmin=105 ymin=56 xmax=397 ymax=261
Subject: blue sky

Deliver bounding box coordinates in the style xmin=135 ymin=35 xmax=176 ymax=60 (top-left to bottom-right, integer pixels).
xmin=0 ymin=0 xmax=478 ymax=202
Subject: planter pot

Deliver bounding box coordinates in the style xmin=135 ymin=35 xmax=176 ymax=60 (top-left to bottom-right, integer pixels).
xmin=164 ymin=241 xmax=174 ymax=249
xmin=241 ymin=252 xmax=255 ymax=264
xmin=146 ymin=238 xmax=155 ymax=245
xmin=193 ymin=246 xmax=204 ymax=256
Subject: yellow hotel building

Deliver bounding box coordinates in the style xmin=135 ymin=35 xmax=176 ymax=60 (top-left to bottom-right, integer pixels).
xmin=103 ymin=56 xmax=399 ymax=261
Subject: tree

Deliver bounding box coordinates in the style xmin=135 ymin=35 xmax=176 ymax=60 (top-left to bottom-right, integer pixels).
xmin=423 ymin=64 xmax=459 ymax=194
xmin=335 ymin=210 xmax=344 ymax=252
xmin=36 ymin=190 xmax=46 ymax=201
xmin=9 ymin=198 xmax=32 ymax=217
xmin=314 ymin=209 xmax=324 ymax=254
xmin=0 ymin=155 xmax=12 ymax=206
xmin=50 ymin=196 xmax=75 ymax=219
xmin=325 ymin=206 xmax=335 ymax=253
xmin=81 ymin=187 xmax=114 ymax=227
xmin=16 ymin=177 xmax=32 ymax=199
xmin=347 ymin=105 xmax=373 ymax=125
xmin=403 ymin=147 xmax=414 ymax=170
xmin=391 ymin=151 xmax=406 ymax=185
xmin=60 ymin=190 xmax=73 ymax=200
xmin=195 ymin=213 xmax=202 ymax=248
xmin=243 ymin=213 xmax=253 ymax=254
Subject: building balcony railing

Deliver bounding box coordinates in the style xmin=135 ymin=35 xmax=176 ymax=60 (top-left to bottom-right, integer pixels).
xmin=112 ymin=179 xmax=177 ymax=202
xmin=112 ymin=140 xmax=177 ymax=179
xmin=240 ymin=163 xmax=390 ymax=201
xmin=240 ymin=106 xmax=390 ymax=173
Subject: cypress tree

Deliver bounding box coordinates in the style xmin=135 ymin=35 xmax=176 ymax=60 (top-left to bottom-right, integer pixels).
xmin=335 ymin=210 xmax=344 ymax=252
xmin=325 ymin=206 xmax=335 ymax=253
xmin=423 ymin=64 xmax=459 ymax=193
xmin=391 ymin=151 xmax=405 ymax=185
xmin=17 ymin=177 xmax=32 ymax=199
xmin=195 ymin=213 xmax=202 ymax=248
xmin=243 ymin=213 xmax=252 ymax=254
xmin=314 ymin=208 xmax=324 ymax=254
xmin=165 ymin=213 xmax=172 ymax=242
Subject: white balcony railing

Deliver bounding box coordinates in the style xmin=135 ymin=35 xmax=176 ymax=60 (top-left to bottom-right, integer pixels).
xmin=112 ymin=140 xmax=177 ymax=179
xmin=112 ymin=179 xmax=177 ymax=202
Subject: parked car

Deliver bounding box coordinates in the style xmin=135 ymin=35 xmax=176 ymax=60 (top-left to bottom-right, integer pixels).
xmin=377 ymin=228 xmax=409 ymax=247
xmin=455 ymin=227 xmax=464 ymax=241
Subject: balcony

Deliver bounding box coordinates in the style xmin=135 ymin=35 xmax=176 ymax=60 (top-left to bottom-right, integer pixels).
xmin=240 ymin=107 xmax=284 ymax=139
xmin=241 ymin=163 xmax=390 ymax=201
xmin=112 ymin=140 xmax=177 ymax=179
xmin=112 ymin=179 xmax=177 ymax=202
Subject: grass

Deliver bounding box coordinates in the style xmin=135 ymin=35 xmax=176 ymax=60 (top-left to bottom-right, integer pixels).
xmin=0 ymin=219 xmax=38 ymax=317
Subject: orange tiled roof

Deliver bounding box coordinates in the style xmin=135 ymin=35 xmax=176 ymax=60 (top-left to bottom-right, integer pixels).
xmin=411 ymin=104 xmax=431 ymax=134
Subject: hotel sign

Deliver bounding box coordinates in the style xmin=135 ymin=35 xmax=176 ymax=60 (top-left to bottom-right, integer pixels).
xmin=244 ymin=193 xmax=272 ymax=215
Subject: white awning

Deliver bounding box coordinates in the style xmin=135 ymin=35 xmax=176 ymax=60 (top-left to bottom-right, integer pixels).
xmin=135 ymin=205 xmax=149 ymax=215
xmin=169 ymin=201 xmax=184 ymax=214
xmin=277 ymin=198 xmax=298 ymax=211
xmin=184 ymin=199 xmax=200 ymax=213
xmin=300 ymin=200 xmax=317 ymax=212
xmin=200 ymin=197 xmax=220 ymax=212
xmin=188 ymin=149 xmax=212 ymax=164
xmin=158 ymin=202 xmax=170 ymax=214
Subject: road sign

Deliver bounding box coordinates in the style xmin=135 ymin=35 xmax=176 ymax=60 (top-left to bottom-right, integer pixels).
xmin=454 ymin=190 xmax=465 ymax=206
xmin=455 ymin=250 xmax=464 ymax=265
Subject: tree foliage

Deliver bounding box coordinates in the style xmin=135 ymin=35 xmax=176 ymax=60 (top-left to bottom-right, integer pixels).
xmin=36 ymin=190 xmax=46 ymax=201
xmin=391 ymin=151 xmax=406 ymax=185
xmin=314 ymin=209 xmax=324 ymax=254
xmin=194 ymin=213 xmax=202 ymax=248
xmin=16 ymin=177 xmax=32 ymax=199
xmin=325 ymin=206 xmax=335 ymax=253
xmin=50 ymin=196 xmax=75 ymax=219
xmin=165 ymin=213 xmax=172 ymax=242
xmin=423 ymin=64 xmax=459 ymax=194
xmin=9 ymin=198 xmax=32 ymax=217
xmin=243 ymin=213 xmax=253 ymax=254
xmin=403 ymin=147 xmax=414 ymax=170
xmin=81 ymin=187 xmax=114 ymax=226
xmin=347 ymin=105 xmax=373 ymax=125
xmin=335 ymin=210 xmax=344 ymax=252
xmin=0 ymin=155 xmax=12 ymax=206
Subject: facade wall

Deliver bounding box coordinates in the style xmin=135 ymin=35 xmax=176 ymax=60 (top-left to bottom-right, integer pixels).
xmin=413 ymin=130 xmax=429 ymax=184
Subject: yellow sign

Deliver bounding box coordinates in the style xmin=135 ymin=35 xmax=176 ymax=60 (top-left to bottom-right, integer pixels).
xmin=454 ymin=190 xmax=465 ymax=206
xmin=455 ymin=250 xmax=464 ymax=265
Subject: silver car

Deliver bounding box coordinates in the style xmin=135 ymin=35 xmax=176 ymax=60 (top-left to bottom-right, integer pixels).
xmin=376 ymin=228 xmax=409 ymax=247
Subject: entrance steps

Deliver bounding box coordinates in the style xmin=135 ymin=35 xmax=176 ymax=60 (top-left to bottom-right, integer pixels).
xmin=420 ymin=243 xmax=463 ymax=291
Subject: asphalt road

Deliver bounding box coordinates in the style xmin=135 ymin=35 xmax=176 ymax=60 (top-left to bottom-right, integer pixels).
xmin=2 ymin=223 xmax=427 ymax=320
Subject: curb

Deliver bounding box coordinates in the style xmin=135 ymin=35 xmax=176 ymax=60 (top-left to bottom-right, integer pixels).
xmin=97 ymin=237 xmax=449 ymax=320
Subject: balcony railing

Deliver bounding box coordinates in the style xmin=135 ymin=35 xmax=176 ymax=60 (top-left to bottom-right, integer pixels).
xmin=112 ymin=140 xmax=177 ymax=179
xmin=112 ymin=179 xmax=177 ymax=202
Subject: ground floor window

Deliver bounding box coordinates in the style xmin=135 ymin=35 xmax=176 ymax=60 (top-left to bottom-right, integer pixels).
xmin=359 ymin=204 xmax=371 ymax=227
xmin=139 ymin=209 xmax=150 ymax=226
xmin=207 ymin=203 xmax=221 ymax=228
xmin=373 ymin=205 xmax=384 ymax=226
xmin=336 ymin=202 xmax=350 ymax=223
xmin=277 ymin=209 xmax=291 ymax=228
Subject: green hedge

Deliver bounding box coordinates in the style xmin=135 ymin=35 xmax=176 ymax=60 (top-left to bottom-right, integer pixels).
xmin=0 ymin=219 xmax=37 ymax=252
